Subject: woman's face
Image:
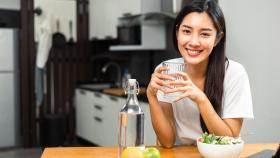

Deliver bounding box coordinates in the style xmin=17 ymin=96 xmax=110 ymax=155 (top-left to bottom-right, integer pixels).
xmin=177 ymin=12 xmax=218 ymax=66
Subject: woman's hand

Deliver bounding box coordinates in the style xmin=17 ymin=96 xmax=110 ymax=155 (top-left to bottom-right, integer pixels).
xmin=147 ymin=66 xmax=174 ymax=97
xmin=166 ymin=71 xmax=208 ymax=104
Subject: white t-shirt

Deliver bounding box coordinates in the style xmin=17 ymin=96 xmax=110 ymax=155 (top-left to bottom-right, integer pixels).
xmin=156 ymin=58 xmax=254 ymax=145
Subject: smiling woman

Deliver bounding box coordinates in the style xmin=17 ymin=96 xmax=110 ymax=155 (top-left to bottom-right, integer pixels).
xmin=176 ymin=11 xmax=218 ymax=65
xmin=146 ymin=0 xmax=253 ymax=148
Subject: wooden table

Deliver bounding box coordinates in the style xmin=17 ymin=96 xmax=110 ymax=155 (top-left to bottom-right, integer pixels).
xmin=41 ymin=144 xmax=278 ymax=158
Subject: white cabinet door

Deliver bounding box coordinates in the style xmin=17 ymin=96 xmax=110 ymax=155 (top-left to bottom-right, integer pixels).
xmin=98 ymin=95 xmax=125 ymax=146
xmin=92 ymin=92 xmax=126 ymax=146
xmin=75 ymin=89 xmax=96 ymax=142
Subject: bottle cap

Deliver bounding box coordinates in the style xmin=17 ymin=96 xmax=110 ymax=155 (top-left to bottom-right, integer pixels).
xmin=125 ymin=79 xmax=139 ymax=95
xmin=128 ymin=79 xmax=136 ymax=86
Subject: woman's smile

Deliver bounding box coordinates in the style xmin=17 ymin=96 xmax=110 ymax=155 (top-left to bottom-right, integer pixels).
xmin=186 ymin=48 xmax=203 ymax=57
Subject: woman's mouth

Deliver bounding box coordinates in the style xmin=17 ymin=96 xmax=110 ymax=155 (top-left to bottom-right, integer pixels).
xmin=186 ymin=49 xmax=202 ymax=57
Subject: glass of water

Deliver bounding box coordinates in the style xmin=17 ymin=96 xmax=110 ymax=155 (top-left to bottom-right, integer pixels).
xmin=162 ymin=61 xmax=186 ymax=81
xmin=161 ymin=61 xmax=186 ymax=101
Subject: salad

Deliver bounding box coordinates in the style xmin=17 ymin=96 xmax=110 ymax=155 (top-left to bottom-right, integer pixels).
xmin=198 ymin=132 xmax=242 ymax=145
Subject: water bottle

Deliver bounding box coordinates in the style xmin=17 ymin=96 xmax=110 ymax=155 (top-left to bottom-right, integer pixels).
xmin=118 ymin=79 xmax=145 ymax=158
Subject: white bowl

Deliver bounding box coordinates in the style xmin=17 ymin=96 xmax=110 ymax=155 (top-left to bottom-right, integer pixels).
xmin=197 ymin=138 xmax=244 ymax=158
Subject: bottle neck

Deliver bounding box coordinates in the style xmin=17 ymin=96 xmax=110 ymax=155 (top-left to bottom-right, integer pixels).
xmin=126 ymin=91 xmax=139 ymax=105
xmin=124 ymin=80 xmax=140 ymax=106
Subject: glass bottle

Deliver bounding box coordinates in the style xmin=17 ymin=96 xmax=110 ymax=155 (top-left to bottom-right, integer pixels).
xmin=121 ymin=69 xmax=131 ymax=89
xmin=118 ymin=79 xmax=145 ymax=158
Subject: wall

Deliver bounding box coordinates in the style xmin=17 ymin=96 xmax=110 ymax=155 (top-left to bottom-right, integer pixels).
xmin=89 ymin=0 xmax=141 ymax=39
xmin=0 ymin=0 xmax=20 ymax=10
xmin=34 ymin=0 xmax=76 ymax=41
xmin=219 ymin=0 xmax=280 ymax=143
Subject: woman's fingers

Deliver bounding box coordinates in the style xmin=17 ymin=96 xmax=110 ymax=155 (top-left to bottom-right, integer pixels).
xmin=157 ymin=73 xmax=175 ymax=81
xmin=173 ymin=92 xmax=190 ymax=102
xmin=149 ymin=66 xmax=186 ymax=94
xmin=165 ymin=85 xmax=192 ymax=93
xmin=150 ymin=81 xmax=162 ymax=91
xmin=152 ymin=75 xmax=168 ymax=87
xmin=175 ymin=71 xmax=190 ymax=80
xmin=168 ymin=79 xmax=192 ymax=87
xmin=155 ymin=66 xmax=169 ymax=73
xmin=149 ymin=72 xmax=174 ymax=92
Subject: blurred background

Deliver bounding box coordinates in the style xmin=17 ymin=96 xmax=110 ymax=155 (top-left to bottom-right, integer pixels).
xmin=0 ymin=0 xmax=279 ymax=157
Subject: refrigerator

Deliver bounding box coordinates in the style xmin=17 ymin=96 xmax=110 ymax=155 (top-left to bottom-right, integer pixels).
xmin=0 ymin=28 xmax=19 ymax=147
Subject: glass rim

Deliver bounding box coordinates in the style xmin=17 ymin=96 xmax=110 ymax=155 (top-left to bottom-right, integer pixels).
xmin=162 ymin=61 xmax=186 ymax=65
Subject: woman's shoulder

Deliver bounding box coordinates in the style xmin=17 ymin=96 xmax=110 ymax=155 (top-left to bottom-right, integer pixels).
xmin=227 ymin=59 xmax=246 ymax=72
xmin=225 ymin=59 xmax=248 ymax=80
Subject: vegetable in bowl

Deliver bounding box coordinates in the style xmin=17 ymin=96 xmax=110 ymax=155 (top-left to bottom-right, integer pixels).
xmin=198 ymin=132 xmax=242 ymax=145
xmin=197 ymin=133 xmax=244 ymax=158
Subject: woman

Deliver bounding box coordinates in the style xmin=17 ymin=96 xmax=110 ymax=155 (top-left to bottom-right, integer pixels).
xmin=146 ymin=0 xmax=253 ymax=148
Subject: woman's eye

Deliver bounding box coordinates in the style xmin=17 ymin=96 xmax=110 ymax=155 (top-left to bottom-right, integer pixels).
xmin=201 ymin=33 xmax=210 ymax=38
xmin=182 ymin=30 xmax=191 ymax=34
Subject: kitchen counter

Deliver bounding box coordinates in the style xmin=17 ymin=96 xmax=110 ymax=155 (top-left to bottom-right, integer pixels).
xmin=41 ymin=144 xmax=278 ymax=158
xmin=77 ymin=84 xmax=148 ymax=102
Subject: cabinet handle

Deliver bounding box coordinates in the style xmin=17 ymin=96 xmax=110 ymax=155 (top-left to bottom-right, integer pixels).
xmin=109 ymin=96 xmax=118 ymax=101
xmin=94 ymin=116 xmax=102 ymax=123
xmin=79 ymin=90 xmax=86 ymax=95
xmin=93 ymin=92 xmax=102 ymax=98
xmin=94 ymin=105 xmax=102 ymax=111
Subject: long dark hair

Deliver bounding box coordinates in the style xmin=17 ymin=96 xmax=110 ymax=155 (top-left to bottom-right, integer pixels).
xmin=172 ymin=0 xmax=227 ymax=133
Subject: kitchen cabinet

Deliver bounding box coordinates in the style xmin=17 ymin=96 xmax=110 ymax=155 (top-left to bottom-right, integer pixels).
xmin=75 ymin=89 xmax=95 ymax=143
xmin=89 ymin=0 xmax=141 ymax=39
xmin=75 ymin=88 xmax=156 ymax=146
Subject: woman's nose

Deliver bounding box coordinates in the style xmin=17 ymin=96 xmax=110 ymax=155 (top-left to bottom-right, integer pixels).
xmin=189 ymin=34 xmax=200 ymax=47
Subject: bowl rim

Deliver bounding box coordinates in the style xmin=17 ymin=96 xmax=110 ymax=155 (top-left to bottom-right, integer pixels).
xmin=196 ymin=137 xmax=244 ymax=146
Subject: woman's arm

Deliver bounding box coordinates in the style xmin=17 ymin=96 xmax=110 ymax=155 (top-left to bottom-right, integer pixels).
xmin=147 ymin=93 xmax=176 ymax=148
xmin=197 ymin=98 xmax=243 ymax=137
xmin=146 ymin=66 xmax=177 ymax=148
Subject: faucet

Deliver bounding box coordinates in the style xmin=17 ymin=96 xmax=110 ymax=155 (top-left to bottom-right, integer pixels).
xmin=101 ymin=62 xmax=122 ymax=87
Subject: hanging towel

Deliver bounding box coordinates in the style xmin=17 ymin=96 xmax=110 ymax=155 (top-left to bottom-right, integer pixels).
xmin=36 ymin=14 xmax=53 ymax=68
xmin=35 ymin=13 xmax=53 ymax=106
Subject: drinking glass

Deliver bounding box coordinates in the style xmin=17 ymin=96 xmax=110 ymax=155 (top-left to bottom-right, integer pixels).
xmin=162 ymin=61 xmax=186 ymax=81
xmin=161 ymin=61 xmax=186 ymax=101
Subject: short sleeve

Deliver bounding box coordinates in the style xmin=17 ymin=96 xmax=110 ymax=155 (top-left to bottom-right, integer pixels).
xmin=222 ymin=63 xmax=254 ymax=119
